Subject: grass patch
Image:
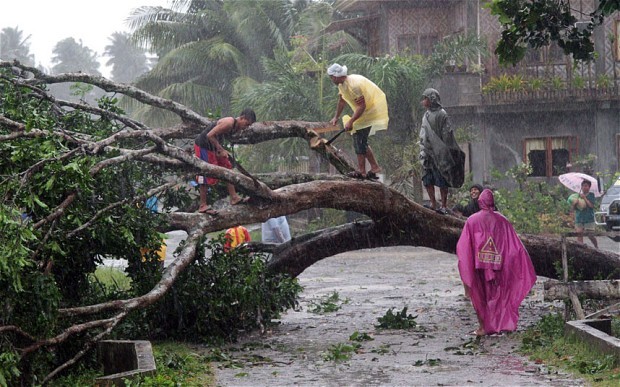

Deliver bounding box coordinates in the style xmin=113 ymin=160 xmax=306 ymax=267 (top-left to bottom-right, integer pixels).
xmin=611 ymin=316 xmax=620 ymax=339
xmin=520 ymin=313 xmax=620 ymax=386
xmin=50 ymin=341 xmax=215 ymax=386
xmin=90 ymin=266 xmax=132 ymax=291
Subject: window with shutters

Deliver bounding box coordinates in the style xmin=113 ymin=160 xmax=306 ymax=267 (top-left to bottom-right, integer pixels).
xmin=524 ymin=136 xmax=578 ymax=177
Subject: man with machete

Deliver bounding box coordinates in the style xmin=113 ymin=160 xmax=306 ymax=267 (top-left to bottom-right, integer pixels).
xmin=327 ymin=63 xmax=389 ymax=180
xmin=194 ymin=109 xmax=256 ymax=215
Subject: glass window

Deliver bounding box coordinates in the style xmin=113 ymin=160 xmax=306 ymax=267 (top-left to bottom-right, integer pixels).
xmin=397 ymin=34 xmax=438 ymax=56
xmin=524 ymin=136 xmax=577 ymax=177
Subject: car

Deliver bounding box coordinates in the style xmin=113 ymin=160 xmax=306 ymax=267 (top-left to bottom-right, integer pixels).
xmin=599 ymin=182 xmax=620 ymax=214
xmin=595 ymin=179 xmax=620 ymax=241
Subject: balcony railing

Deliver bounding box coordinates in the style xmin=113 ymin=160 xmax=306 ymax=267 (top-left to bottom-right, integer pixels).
xmin=482 ymin=85 xmax=620 ymax=105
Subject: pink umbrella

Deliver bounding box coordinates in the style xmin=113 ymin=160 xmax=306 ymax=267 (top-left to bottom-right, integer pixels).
xmin=558 ymin=172 xmax=603 ymax=197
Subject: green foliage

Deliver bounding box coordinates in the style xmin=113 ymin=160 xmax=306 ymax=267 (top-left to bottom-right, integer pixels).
xmin=414 ymin=358 xmax=442 ymax=366
xmin=482 ymin=74 xmax=526 ymax=93
xmin=492 ymin=163 xmax=572 ymax=234
xmin=520 ymin=313 xmax=620 ymax=384
xmin=121 ymin=235 xmax=302 ymax=343
xmin=612 ymin=316 xmax=620 ymax=339
xmin=51 ymin=342 xmax=215 ymax=387
xmin=349 ymin=331 xmax=374 ymax=342
xmin=520 ymin=313 xmax=565 ymax=351
xmin=51 ymin=37 xmax=101 ymax=75
xmin=375 ymin=307 xmax=418 ymax=330
xmin=486 ymin=0 xmax=601 ymax=64
xmin=0 ymin=351 xmax=20 ymax=387
xmin=427 ymin=33 xmax=488 ymax=73
xmin=0 ymin=27 xmax=35 ymax=66
xmin=322 ymin=342 xmax=361 ymax=362
xmin=89 ymin=267 xmax=133 ymax=293
xmin=596 ymin=74 xmax=612 ymax=88
xmin=308 ymin=291 xmax=349 ymax=314
xmin=0 ymin=67 xmax=248 ymax=382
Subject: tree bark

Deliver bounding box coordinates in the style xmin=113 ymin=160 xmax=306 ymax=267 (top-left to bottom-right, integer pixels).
xmin=2 ymin=62 xmax=619 ymax=381
xmin=544 ymin=279 xmax=620 ymax=300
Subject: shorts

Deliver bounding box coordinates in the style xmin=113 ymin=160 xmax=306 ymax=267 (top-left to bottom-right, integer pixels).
xmin=422 ymin=167 xmax=448 ymax=189
xmin=194 ymin=144 xmax=232 ymax=185
xmin=575 ymin=222 xmax=595 ymax=230
xmin=352 ymin=127 xmax=371 ymax=155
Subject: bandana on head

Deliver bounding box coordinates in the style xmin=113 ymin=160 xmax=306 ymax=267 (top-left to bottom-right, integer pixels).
xmin=327 ymin=63 xmax=347 ymax=77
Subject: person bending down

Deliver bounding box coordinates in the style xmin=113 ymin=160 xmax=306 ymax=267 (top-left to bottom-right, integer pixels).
xmin=194 ymin=109 xmax=256 ymax=214
xmin=327 ymin=63 xmax=389 ymax=180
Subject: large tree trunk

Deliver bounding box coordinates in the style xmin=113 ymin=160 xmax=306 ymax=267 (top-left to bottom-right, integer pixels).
xmin=544 ymin=279 xmax=620 ymax=300
xmin=2 ymin=62 xmax=618 ymax=382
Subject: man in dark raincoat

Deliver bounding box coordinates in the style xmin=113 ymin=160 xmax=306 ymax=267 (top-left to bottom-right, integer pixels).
xmin=419 ymin=88 xmax=465 ymax=214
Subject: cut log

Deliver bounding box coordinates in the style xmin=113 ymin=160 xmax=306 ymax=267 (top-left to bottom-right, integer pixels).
xmin=544 ymin=280 xmax=620 ymax=300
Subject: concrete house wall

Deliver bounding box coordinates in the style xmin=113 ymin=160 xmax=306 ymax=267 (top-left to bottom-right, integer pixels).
xmin=333 ymin=0 xmax=620 ymax=188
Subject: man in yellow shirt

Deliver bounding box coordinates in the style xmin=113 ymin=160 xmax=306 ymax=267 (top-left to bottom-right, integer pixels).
xmin=328 ymin=63 xmax=389 ymax=179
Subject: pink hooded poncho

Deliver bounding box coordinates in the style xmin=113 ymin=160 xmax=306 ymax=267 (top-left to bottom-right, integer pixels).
xmin=456 ymin=189 xmax=537 ymax=335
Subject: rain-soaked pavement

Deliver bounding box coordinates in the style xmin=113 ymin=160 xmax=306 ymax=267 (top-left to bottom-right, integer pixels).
xmin=210 ymin=239 xmax=617 ymax=387
xmin=100 ymin=231 xmax=616 ymax=386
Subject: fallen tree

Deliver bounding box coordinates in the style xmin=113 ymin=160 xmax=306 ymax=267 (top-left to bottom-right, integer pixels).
xmin=1 ymin=61 xmax=618 ymax=382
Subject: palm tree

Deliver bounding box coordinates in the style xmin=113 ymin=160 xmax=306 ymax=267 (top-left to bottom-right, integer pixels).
xmin=125 ymin=0 xmax=300 ymax=125
xmin=49 ymin=38 xmax=102 ymax=103
xmin=50 ymin=37 xmax=100 ymax=75
xmin=229 ymin=1 xmax=366 ymax=172
xmin=231 ymin=51 xmax=331 ymax=171
xmin=0 ymin=26 xmax=35 ymax=66
xmin=104 ymin=32 xmax=149 ymax=83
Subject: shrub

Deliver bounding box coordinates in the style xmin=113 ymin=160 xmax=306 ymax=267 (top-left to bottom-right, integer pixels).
xmin=120 ymin=235 xmax=302 ymax=343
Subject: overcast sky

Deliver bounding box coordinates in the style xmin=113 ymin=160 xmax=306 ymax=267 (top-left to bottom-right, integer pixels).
xmin=0 ymin=0 xmax=170 ymax=77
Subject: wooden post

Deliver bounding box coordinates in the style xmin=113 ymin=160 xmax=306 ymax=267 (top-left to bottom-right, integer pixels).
xmin=562 ymin=234 xmax=585 ymax=320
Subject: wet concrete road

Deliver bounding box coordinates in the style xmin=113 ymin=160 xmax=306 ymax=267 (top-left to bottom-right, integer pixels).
xmin=212 ymin=245 xmax=605 ymax=386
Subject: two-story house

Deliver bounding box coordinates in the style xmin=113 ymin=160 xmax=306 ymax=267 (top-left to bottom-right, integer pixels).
xmin=327 ymin=0 xmax=620 ymax=187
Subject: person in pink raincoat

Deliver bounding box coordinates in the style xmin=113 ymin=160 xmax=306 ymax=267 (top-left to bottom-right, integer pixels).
xmin=456 ymin=189 xmax=537 ymax=336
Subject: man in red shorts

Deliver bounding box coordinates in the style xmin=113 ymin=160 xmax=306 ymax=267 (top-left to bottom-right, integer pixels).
xmin=194 ymin=108 xmax=256 ymax=214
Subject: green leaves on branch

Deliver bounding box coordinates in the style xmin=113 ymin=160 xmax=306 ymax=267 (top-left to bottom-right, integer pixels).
xmin=486 ymin=0 xmax=607 ymax=65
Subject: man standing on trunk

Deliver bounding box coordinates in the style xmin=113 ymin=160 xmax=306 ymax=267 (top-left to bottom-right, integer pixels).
xmin=328 ymin=63 xmax=389 ymax=180
xmin=194 ymin=109 xmax=256 ymax=214
xmin=419 ymin=88 xmax=465 ymax=214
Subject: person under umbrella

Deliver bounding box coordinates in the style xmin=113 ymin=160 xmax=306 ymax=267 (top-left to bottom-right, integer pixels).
xmin=567 ymin=179 xmax=598 ymax=248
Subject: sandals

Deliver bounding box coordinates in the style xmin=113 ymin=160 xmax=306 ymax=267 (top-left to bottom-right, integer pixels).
xmin=422 ymin=204 xmax=449 ymax=215
xmin=230 ymin=196 xmax=250 ymax=205
xmin=366 ymin=171 xmax=380 ymax=180
xmin=346 ymin=171 xmax=365 ymax=179
xmin=346 ymin=171 xmax=381 ymax=180
xmin=198 ymin=206 xmax=218 ymax=215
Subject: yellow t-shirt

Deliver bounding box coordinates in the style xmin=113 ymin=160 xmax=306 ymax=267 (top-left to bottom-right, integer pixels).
xmin=338 ymin=74 xmax=389 ymax=134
